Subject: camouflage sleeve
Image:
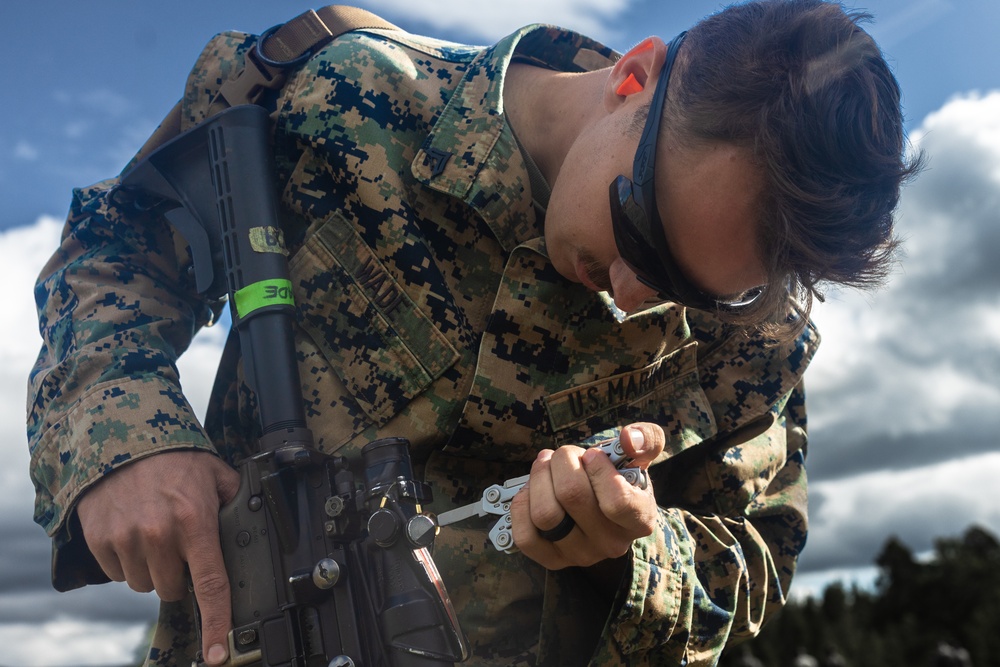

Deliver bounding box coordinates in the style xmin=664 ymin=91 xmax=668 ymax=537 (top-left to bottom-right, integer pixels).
xmin=27 ymin=177 xmax=218 ymax=582
xmin=594 ymin=384 xmax=809 ymax=665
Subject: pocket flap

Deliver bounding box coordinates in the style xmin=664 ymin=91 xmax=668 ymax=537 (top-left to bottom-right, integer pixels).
xmin=291 ymin=212 xmax=460 ymax=425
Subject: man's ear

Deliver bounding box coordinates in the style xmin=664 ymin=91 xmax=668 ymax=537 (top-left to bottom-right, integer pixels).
xmin=606 ymin=37 xmax=667 ymax=109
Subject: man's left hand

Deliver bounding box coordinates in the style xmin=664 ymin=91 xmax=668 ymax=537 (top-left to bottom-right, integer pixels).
xmin=510 ymin=423 xmax=663 ymax=569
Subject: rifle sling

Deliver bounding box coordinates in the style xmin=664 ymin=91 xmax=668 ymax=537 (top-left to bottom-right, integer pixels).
xmin=135 ymin=5 xmax=399 ymax=161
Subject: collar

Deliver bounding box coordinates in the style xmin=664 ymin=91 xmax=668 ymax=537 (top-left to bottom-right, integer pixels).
xmin=410 ymin=25 xmax=617 ymax=252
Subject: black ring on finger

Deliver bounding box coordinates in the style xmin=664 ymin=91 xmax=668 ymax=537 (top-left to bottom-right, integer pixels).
xmin=537 ymin=514 xmax=576 ymax=542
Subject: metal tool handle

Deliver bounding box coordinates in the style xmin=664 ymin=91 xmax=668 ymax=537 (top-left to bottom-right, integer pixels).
xmin=437 ymin=438 xmax=649 ymax=554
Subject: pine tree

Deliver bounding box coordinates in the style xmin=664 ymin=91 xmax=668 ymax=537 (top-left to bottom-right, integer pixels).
xmin=718 ymin=525 xmax=1000 ymax=667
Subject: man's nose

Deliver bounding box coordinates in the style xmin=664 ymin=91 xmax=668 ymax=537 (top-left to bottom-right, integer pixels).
xmin=609 ymin=259 xmax=658 ymax=313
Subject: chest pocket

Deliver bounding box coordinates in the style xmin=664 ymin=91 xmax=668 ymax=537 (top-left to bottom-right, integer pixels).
xmin=289 ymin=212 xmax=460 ymax=427
xmin=543 ymin=342 xmax=718 ymax=459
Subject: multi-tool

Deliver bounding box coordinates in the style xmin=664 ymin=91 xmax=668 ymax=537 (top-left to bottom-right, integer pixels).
xmin=435 ymin=437 xmax=649 ymax=553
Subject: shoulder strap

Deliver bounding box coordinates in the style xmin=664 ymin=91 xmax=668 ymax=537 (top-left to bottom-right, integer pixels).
xmin=214 ymin=5 xmax=399 ymax=113
xmin=135 ymin=5 xmax=399 ymax=161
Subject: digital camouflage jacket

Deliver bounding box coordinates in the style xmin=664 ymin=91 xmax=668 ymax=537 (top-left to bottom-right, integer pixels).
xmin=29 ymin=20 xmax=819 ymax=667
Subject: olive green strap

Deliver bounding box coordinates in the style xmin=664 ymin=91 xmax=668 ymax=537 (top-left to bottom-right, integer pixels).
xmin=135 ymin=5 xmax=399 ymax=161
xmin=214 ymin=5 xmax=399 ymax=112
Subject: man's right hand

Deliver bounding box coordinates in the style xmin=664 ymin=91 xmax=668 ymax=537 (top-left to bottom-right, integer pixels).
xmin=77 ymin=450 xmax=241 ymax=666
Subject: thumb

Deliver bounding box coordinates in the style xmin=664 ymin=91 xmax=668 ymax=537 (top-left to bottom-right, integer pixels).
xmin=214 ymin=461 xmax=241 ymax=506
xmin=619 ymin=423 xmax=665 ymax=467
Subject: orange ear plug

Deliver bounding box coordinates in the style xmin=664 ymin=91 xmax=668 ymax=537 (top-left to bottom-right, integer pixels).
xmin=616 ymin=73 xmax=644 ymax=96
xmin=634 ymin=38 xmax=654 ymax=53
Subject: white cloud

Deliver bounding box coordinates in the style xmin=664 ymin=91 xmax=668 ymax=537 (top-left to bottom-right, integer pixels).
xmin=0 ymin=216 xmax=222 ymax=667
xmin=900 ymin=91 xmax=1000 ymax=284
xmin=752 ymin=89 xmax=1000 ymax=586
xmin=54 ymin=88 xmax=136 ymax=120
xmin=979 ymin=301 xmax=1000 ymax=346
xmin=14 ymin=141 xmax=39 ymax=161
xmin=809 ymin=292 xmax=1000 ymax=438
xmin=910 ymin=90 xmax=1000 ymax=168
xmin=47 ymin=86 xmax=159 ymax=175
xmin=63 ymin=119 xmax=91 ymax=140
xmin=790 ymin=564 xmax=879 ymax=601
xmin=866 ymin=0 xmax=953 ymax=49
xmin=78 ymin=89 xmax=136 ymax=119
xmin=371 ymin=0 xmax=632 ymax=42
xmin=1 ymin=215 xmax=226 ymax=502
xmin=0 ymin=216 xmax=65 ymax=508
xmin=801 ymin=452 xmax=1000 ymax=572
xmin=4 ymin=84 xmax=1000 ymax=663
xmin=806 ymin=90 xmax=1000 ymax=450
xmin=178 ymin=313 xmax=230 ymax=420
xmin=0 ymin=618 xmax=147 ymax=667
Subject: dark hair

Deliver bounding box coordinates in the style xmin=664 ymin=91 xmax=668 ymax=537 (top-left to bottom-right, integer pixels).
xmin=665 ymin=0 xmax=922 ymax=340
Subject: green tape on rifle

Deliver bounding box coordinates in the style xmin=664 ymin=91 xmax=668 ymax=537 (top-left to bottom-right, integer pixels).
xmin=234 ymin=279 xmax=295 ymax=319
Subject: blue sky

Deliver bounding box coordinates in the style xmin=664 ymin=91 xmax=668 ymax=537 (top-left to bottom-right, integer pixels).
xmin=2 ymin=1 xmax=999 ymax=665
xmin=2 ymin=0 xmax=999 ymax=232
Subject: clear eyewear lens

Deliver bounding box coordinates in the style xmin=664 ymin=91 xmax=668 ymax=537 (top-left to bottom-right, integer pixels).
xmin=718 ymin=286 xmax=765 ymax=309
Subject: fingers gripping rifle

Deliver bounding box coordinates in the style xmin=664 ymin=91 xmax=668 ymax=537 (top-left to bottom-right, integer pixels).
xmin=113 ymin=105 xmax=468 ymax=667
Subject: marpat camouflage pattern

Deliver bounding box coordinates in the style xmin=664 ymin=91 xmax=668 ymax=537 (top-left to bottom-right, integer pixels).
xmin=29 ymin=19 xmax=819 ymax=666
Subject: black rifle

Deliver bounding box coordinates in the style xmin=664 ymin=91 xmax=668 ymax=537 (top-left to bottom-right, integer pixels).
xmin=113 ymin=104 xmax=468 ymax=667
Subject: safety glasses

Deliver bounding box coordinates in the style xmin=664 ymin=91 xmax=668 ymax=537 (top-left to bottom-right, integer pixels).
xmin=609 ymin=32 xmax=764 ymax=312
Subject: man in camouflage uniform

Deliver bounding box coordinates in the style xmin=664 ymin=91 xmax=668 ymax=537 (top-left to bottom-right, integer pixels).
xmin=28 ymin=1 xmax=917 ymax=665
